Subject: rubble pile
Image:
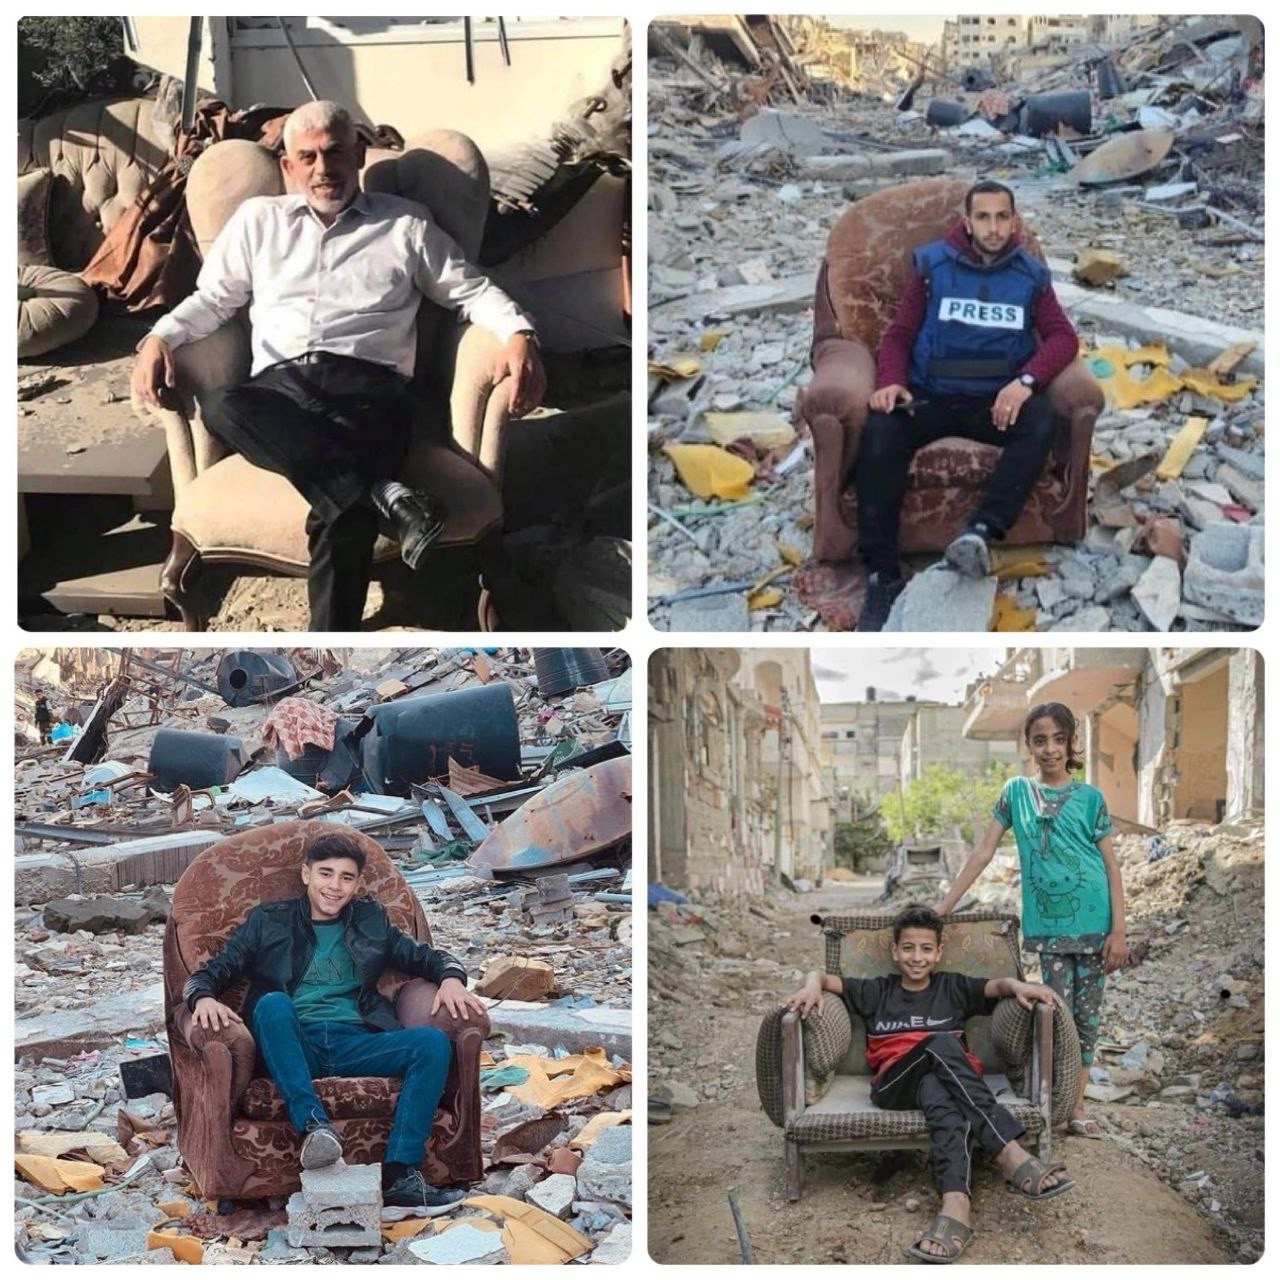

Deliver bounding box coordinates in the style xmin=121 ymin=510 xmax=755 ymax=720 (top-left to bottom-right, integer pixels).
xmin=14 ymin=647 xmax=633 ymax=1265
xmin=648 ymin=15 xmax=1264 ymax=632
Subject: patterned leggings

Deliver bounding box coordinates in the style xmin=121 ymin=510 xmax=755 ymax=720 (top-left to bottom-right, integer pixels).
xmin=1041 ymin=952 xmax=1107 ymax=1065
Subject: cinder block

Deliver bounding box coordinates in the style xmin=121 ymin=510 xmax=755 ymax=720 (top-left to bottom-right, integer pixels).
xmin=299 ymin=1159 xmax=381 ymax=1210
xmin=1183 ymin=522 xmax=1264 ymax=626
xmin=575 ymin=1126 xmax=631 ymax=1208
xmin=286 ymin=1164 xmax=382 ymax=1249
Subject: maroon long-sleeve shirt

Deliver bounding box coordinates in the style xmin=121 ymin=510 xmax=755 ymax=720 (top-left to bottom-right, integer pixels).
xmin=876 ymin=221 xmax=1079 ymax=393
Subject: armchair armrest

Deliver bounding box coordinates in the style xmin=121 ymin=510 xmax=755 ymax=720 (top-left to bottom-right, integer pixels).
xmin=781 ymin=1010 xmax=805 ymax=1125
xmin=1045 ymin=358 xmax=1102 ymax=541
xmin=396 ymin=976 xmax=493 ymax=1040
xmin=1030 ymin=1002 xmax=1054 ymax=1160
xmin=799 ymin=339 xmax=875 ymax=563
xmin=447 ymin=323 xmax=513 ymax=476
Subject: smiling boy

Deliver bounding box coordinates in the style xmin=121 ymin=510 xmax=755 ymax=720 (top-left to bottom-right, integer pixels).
xmin=782 ymin=904 xmax=1072 ymax=1262
xmin=183 ymin=831 xmax=485 ymax=1215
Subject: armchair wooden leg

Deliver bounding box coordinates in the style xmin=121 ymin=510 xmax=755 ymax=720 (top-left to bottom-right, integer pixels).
xmin=785 ymin=1138 xmax=802 ymax=1201
xmin=161 ymin=531 xmax=206 ymax=632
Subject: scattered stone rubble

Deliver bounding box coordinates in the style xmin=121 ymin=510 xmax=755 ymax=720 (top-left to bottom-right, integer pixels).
xmin=648 ymin=15 xmax=1264 ymax=632
xmin=14 ymin=646 xmax=633 ymax=1265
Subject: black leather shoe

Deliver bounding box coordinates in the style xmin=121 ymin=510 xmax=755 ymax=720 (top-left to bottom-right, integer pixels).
xmin=386 ymin=491 xmax=447 ymax=570
xmin=380 ymin=1170 xmax=466 ymax=1218
xmin=299 ymin=1119 xmax=343 ymax=1169
xmin=856 ymin=571 xmax=904 ymax=632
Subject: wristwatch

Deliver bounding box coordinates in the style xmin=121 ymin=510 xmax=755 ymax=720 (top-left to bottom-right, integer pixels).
xmin=1018 ymin=372 xmax=1038 ymax=391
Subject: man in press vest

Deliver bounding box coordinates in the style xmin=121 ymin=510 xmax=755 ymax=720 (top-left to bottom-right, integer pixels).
xmin=853 ymin=180 xmax=1080 ymax=632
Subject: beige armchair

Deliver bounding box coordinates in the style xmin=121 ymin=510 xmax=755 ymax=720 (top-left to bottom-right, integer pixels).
xmin=133 ymin=131 xmax=513 ymax=630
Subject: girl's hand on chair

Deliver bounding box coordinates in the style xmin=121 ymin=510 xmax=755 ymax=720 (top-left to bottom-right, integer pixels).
xmin=781 ymin=980 xmax=822 ymax=1018
xmin=1014 ymin=982 xmax=1062 ymax=1011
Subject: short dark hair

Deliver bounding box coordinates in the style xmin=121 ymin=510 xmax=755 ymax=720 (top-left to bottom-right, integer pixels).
xmin=893 ymin=903 xmax=944 ymax=943
xmin=1024 ymin=702 xmax=1084 ymax=772
xmin=965 ymin=179 xmax=1015 ymax=214
xmin=304 ymin=832 xmax=366 ymax=873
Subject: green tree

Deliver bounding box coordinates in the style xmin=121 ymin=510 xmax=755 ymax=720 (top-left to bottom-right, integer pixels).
xmin=832 ymin=803 xmax=895 ymax=873
xmin=18 ymin=17 xmax=129 ymax=110
xmin=882 ymin=761 xmax=1017 ymax=845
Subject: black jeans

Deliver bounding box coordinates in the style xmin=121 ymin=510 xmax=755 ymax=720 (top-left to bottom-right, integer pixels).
xmin=855 ymin=391 xmax=1055 ymax=576
xmin=871 ymin=1033 xmax=1024 ymax=1196
xmin=199 ymin=354 xmax=413 ymax=630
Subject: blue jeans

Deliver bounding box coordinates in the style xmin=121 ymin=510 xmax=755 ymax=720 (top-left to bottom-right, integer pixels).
xmin=250 ymin=991 xmax=452 ymax=1166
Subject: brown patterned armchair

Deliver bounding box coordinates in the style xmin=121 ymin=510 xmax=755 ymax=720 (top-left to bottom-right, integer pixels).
xmin=755 ymin=912 xmax=1080 ymax=1201
xmin=162 ymin=820 xmax=487 ymax=1201
xmin=797 ymin=178 xmax=1103 ymax=567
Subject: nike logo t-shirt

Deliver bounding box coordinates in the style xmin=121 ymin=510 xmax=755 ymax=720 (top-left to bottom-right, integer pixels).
xmin=840 ymin=971 xmax=995 ymax=1078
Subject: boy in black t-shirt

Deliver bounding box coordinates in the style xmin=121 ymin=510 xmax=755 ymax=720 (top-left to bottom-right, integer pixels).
xmin=782 ymin=905 xmax=1072 ymax=1262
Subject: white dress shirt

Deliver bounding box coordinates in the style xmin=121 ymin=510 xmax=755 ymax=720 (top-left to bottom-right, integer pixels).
xmin=150 ymin=191 xmax=534 ymax=379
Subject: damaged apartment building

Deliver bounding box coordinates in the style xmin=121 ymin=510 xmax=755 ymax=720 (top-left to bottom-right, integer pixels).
xmin=964 ymin=647 xmax=1263 ymax=828
xmin=648 ymin=649 xmax=831 ymax=896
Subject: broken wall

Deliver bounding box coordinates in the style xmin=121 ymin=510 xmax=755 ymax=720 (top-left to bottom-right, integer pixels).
xmin=1090 ymin=702 xmax=1139 ymax=823
xmin=1174 ymin=663 xmax=1230 ymax=821
xmin=1226 ymin=649 xmax=1264 ymax=820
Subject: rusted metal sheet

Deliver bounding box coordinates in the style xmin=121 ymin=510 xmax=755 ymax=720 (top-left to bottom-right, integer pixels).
xmin=469 ymin=757 xmax=632 ymax=875
xmin=1072 ymin=127 xmax=1174 ymax=186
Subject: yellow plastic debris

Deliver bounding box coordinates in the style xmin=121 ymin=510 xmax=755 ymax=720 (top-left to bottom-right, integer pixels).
xmin=18 ymin=1130 xmax=129 ymax=1164
xmin=698 ymin=329 xmax=729 ymax=351
xmin=748 ymin=587 xmax=783 ymax=611
xmin=1155 ymin=416 xmax=1209 ymax=480
xmin=570 ymin=1111 xmax=632 ymax=1150
xmin=14 ymin=1154 xmax=104 ymax=1194
xmin=461 ymin=1196 xmax=592 ymax=1264
xmin=663 ymin=443 xmax=755 ymax=500
xmin=704 ymin=411 xmax=796 ymax=450
xmin=505 ymin=1047 xmax=629 ymax=1108
xmin=156 ymin=1199 xmax=191 ymax=1219
xmin=777 ymin=542 xmax=806 ymax=566
xmin=380 ymin=1217 xmax=438 ymax=1243
xmin=990 ymin=546 xmax=1051 ymax=580
xmin=1180 ymin=368 xmax=1258 ymax=401
xmin=992 ymin=594 xmax=1038 ymax=632
xmin=146 ymin=1229 xmax=204 ymax=1264
xmin=647 ymin=355 xmax=701 ymax=380
xmin=1207 ymin=340 xmax=1256 ymax=377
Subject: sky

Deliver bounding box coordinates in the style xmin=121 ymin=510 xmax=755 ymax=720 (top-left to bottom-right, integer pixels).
xmin=811 ymin=648 xmax=1009 ymax=704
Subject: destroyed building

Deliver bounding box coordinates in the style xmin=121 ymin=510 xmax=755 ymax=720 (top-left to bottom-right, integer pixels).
xmin=648 ymin=14 xmax=1264 ymax=633
xmin=14 ymin=646 xmax=633 ymax=1265
xmin=648 ymin=647 xmax=831 ymax=896
xmin=18 ymin=16 xmax=632 ymax=630
xmin=964 ymin=645 xmax=1264 ymax=828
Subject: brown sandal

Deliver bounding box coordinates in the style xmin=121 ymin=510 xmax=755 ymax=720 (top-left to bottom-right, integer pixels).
xmin=905 ymin=1214 xmax=975 ymax=1264
xmin=1006 ymin=1155 xmax=1074 ymax=1200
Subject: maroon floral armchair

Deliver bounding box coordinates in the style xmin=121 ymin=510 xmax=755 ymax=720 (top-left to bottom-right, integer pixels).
xmin=162 ymin=820 xmax=486 ymax=1200
xmin=796 ymin=178 xmax=1102 ymax=568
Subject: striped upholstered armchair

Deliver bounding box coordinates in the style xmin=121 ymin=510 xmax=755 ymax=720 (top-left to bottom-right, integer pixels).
xmin=755 ymin=911 xmax=1080 ymax=1201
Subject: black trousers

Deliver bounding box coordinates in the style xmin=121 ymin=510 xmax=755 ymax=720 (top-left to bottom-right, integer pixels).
xmin=871 ymin=1032 xmax=1024 ymax=1196
xmin=855 ymin=391 xmax=1055 ymax=575
xmin=199 ymin=355 xmax=413 ymax=631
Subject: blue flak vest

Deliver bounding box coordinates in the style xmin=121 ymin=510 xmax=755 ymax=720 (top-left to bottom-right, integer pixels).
xmin=907 ymin=239 xmax=1049 ymax=397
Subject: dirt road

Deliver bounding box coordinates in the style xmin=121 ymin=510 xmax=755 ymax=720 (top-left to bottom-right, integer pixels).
xmin=648 ymin=881 xmax=1231 ymax=1265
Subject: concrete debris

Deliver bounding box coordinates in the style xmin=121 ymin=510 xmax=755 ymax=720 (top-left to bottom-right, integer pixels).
xmin=15 ymin=646 xmax=633 ymax=1265
xmin=648 ymin=14 xmax=1264 ymax=632
xmin=885 ymin=566 xmax=998 ymax=632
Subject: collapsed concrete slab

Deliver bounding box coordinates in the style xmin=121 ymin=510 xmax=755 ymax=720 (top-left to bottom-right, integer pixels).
xmin=483 ymin=1000 xmax=631 ymax=1059
xmin=16 ymin=831 xmax=223 ymax=905
xmin=799 ymin=147 xmax=950 ymax=180
xmin=15 ymin=981 xmax=165 ymax=1058
xmin=884 ymin=565 xmax=998 ymax=632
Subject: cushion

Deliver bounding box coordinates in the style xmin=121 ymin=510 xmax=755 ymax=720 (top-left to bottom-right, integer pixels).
xmin=242 ymin=1074 xmax=401 ymax=1122
xmin=17 ymin=168 xmax=53 ymax=266
xmin=784 ymin=1073 xmax=1044 ymax=1142
xmin=186 ymin=140 xmax=283 ymax=255
xmin=18 ymin=264 xmax=99 ymax=358
xmin=171 ymin=441 xmax=501 ymax=564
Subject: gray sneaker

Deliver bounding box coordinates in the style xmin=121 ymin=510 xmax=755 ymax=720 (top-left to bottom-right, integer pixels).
xmin=299 ymin=1120 xmax=343 ymax=1170
xmin=944 ymin=524 xmax=993 ymax=579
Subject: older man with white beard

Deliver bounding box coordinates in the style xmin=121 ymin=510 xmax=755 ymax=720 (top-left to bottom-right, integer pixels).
xmin=131 ymin=100 xmax=544 ymax=630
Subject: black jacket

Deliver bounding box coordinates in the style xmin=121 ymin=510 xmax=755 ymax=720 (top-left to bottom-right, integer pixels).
xmin=182 ymin=894 xmax=468 ymax=1032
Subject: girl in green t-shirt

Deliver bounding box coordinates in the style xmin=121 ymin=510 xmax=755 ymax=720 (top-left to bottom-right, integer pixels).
xmin=939 ymin=701 xmax=1129 ymax=1138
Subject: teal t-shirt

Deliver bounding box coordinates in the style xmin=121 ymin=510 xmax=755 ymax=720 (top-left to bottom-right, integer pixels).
xmin=993 ymin=776 xmax=1114 ymax=954
xmin=292 ymin=921 xmax=364 ymax=1024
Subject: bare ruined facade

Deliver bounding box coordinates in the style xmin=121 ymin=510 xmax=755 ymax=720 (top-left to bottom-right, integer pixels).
xmin=648 ymin=648 xmax=831 ymax=896
xmin=964 ymin=647 xmax=1263 ymax=828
